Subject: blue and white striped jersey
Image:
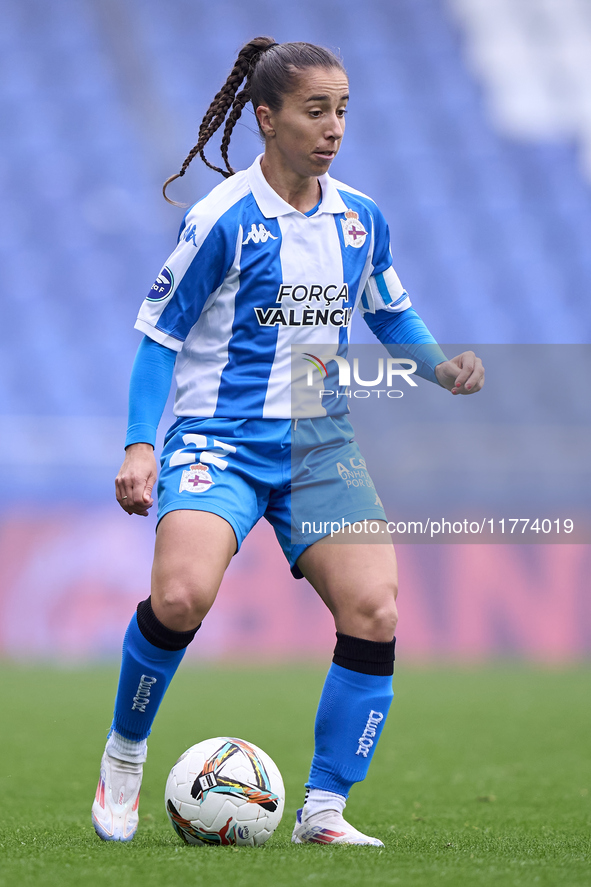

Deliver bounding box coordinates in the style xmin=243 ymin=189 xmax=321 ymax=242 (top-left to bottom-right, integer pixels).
xmin=135 ymin=154 xmax=411 ymax=418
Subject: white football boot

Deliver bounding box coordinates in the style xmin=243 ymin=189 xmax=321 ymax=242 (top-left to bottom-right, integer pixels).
xmin=291 ymin=807 xmax=384 ymax=846
xmin=92 ymin=751 xmax=143 ymax=842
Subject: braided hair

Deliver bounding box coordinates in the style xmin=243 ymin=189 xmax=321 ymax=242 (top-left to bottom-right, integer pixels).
xmin=163 ymin=37 xmax=346 ymax=204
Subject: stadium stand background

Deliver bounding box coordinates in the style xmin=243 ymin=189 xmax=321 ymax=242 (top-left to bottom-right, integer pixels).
xmin=1 ymin=0 xmax=589 ymax=660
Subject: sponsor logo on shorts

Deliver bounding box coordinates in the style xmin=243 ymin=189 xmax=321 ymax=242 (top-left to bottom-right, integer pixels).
xmin=179 ymin=463 xmax=214 ymax=494
xmin=337 ymin=458 xmax=374 ymax=490
xmin=356 ymin=710 xmax=384 ymax=757
xmin=147 ymin=266 xmax=174 ymax=301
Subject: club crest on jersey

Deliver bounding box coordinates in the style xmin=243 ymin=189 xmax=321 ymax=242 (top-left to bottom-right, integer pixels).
xmin=242 ymin=223 xmax=278 ymax=245
xmin=147 ymin=266 xmax=174 ymax=301
xmin=341 ymin=209 xmax=367 ymax=248
xmin=179 ymin=463 xmax=214 ymax=494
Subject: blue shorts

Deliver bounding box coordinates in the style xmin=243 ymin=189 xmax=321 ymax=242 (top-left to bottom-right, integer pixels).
xmin=157 ymin=414 xmax=387 ymax=578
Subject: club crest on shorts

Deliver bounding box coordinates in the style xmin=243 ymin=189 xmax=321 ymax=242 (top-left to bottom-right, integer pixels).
xmin=341 ymin=209 xmax=368 ymax=248
xmin=179 ymin=463 xmax=214 ymax=494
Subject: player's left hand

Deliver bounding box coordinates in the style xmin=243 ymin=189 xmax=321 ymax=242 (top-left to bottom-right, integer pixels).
xmin=434 ymin=351 xmax=484 ymax=395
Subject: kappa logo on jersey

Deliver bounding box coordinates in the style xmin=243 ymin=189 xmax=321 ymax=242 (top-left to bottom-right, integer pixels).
xmin=341 ymin=209 xmax=368 ymax=248
xmin=183 ymin=223 xmax=198 ymax=246
xmin=242 ymin=223 xmax=278 ymax=245
xmin=179 ymin=463 xmax=214 ymax=494
xmin=147 ymin=266 xmax=174 ymax=301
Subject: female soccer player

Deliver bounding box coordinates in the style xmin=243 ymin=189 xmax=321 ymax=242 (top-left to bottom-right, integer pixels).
xmin=91 ymin=37 xmax=484 ymax=845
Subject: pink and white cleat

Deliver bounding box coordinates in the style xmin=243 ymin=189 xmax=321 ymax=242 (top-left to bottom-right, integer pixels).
xmin=291 ymin=807 xmax=384 ymax=846
xmin=92 ymin=752 xmax=143 ymax=842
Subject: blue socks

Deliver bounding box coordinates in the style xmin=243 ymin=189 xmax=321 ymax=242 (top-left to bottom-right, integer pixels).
xmin=307 ymin=633 xmax=395 ymax=797
xmin=110 ymin=599 xmax=200 ymax=742
xmin=110 ymin=609 xmax=394 ymax=800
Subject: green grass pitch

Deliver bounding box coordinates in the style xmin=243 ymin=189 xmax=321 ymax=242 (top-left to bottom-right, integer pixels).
xmin=0 ymin=664 xmax=589 ymax=887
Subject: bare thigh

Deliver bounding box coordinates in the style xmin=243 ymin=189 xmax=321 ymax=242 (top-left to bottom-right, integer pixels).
xmin=151 ymin=510 xmax=237 ymax=631
xmin=297 ymin=521 xmax=398 ymax=642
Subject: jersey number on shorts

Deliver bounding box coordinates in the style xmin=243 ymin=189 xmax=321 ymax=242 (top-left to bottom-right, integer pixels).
xmin=169 ymin=434 xmax=237 ymax=470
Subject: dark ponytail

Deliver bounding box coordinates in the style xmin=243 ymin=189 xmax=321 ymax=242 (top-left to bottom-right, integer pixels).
xmin=163 ymin=38 xmax=346 ymax=204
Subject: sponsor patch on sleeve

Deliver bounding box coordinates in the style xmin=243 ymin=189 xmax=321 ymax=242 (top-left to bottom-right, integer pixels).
xmin=147 ymin=266 xmax=174 ymax=302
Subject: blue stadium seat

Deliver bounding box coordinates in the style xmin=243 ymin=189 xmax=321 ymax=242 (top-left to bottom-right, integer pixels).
xmin=1 ymin=0 xmax=590 ymax=502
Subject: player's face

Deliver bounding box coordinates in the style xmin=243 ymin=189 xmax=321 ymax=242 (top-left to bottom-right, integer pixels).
xmin=258 ymin=67 xmax=349 ymax=178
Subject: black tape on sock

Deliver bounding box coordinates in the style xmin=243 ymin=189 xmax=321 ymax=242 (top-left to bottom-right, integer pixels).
xmin=333 ymin=632 xmax=396 ymax=676
xmin=136 ymin=597 xmax=201 ymax=651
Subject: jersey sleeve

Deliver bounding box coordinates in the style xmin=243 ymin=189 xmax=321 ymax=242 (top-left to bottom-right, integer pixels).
xmin=125 ymin=336 xmax=176 ymax=448
xmin=134 ymin=204 xmax=237 ymax=351
xmin=358 ymin=205 xmax=411 ymax=316
xmin=363 ymin=306 xmax=448 ymax=384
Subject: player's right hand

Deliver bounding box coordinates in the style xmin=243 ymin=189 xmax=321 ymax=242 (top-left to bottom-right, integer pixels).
xmin=115 ymin=442 xmax=158 ymax=516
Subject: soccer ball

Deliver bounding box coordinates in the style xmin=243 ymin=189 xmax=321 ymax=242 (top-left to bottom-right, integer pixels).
xmin=165 ymin=737 xmax=285 ymax=846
